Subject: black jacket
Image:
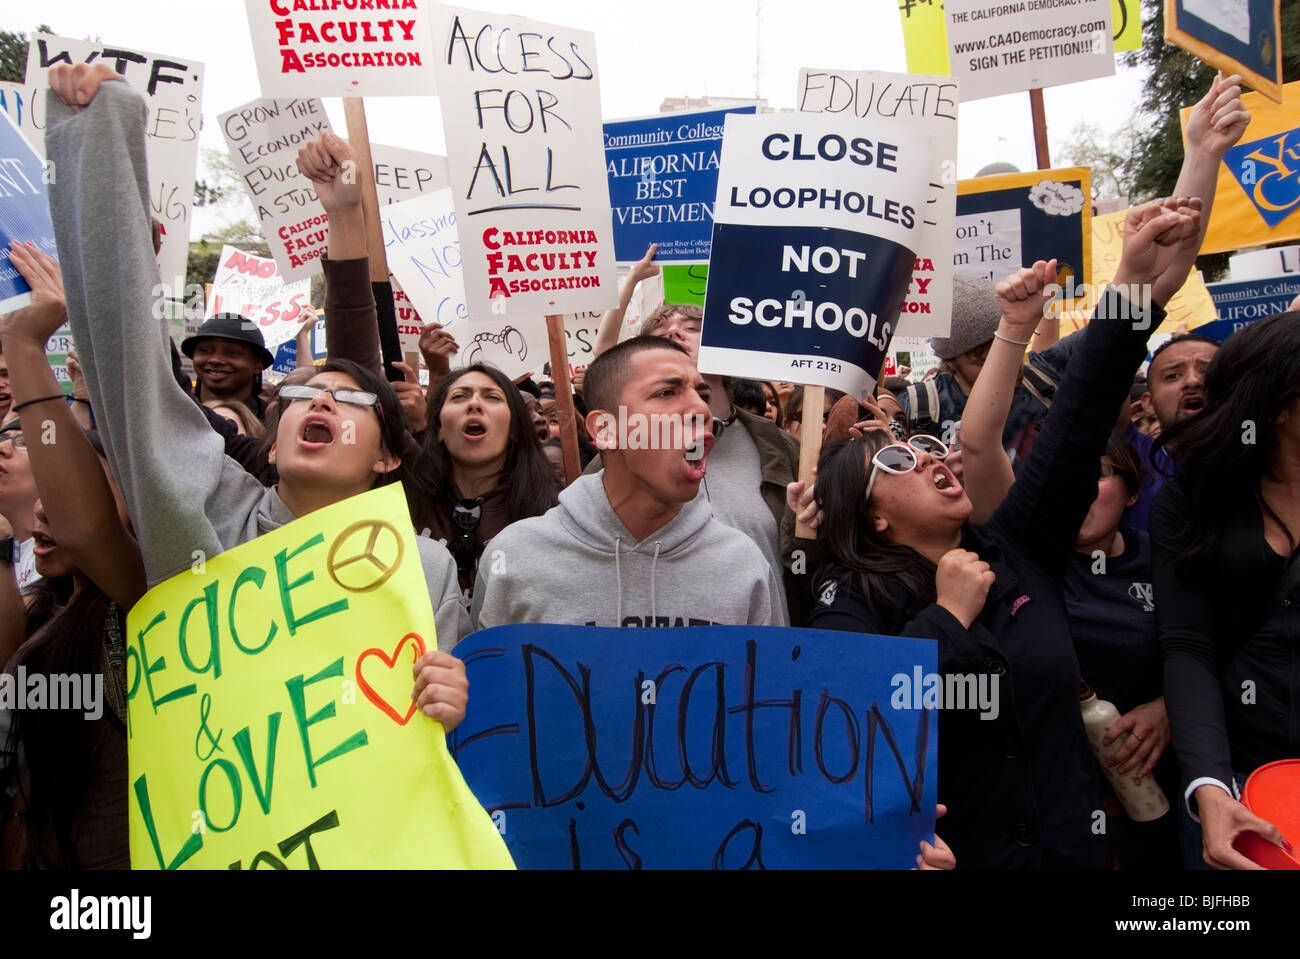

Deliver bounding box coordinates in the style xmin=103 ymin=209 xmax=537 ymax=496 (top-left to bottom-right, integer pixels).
xmin=810 ymin=288 xmax=1159 ymax=868
xmin=1152 ymin=480 xmax=1300 ymax=792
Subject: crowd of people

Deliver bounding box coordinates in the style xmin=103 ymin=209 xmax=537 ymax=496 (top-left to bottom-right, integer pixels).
xmin=0 ymin=63 xmax=1295 ymax=873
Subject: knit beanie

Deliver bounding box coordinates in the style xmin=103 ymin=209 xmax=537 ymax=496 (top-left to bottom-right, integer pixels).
xmin=929 ymin=278 xmax=1001 ymax=360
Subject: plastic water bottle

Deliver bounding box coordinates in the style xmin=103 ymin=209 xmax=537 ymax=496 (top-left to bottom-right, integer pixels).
xmin=1080 ymin=682 xmax=1170 ymax=822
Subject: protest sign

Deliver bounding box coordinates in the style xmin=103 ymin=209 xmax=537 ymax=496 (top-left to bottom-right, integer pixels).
xmin=1060 ymin=209 xmax=1215 ymax=334
xmin=243 ymin=0 xmax=439 ymax=98
xmin=1186 ymin=81 xmax=1300 ymax=255
xmin=797 ymin=68 xmax=957 ymax=337
xmin=603 ymin=105 xmax=756 ymax=262
xmin=433 ymin=5 xmax=617 ymax=320
xmin=1166 ymin=0 xmax=1282 ymax=103
xmin=205 ymin=245 xmax=313 ymax=353
xmin=890 ymin=335 xmax=943 ymax=380
xmin=372 ymin=142 xmax=450 ymax=206
xmin=955 ymin=167 xmax=1091 ymax=292
xmin=562 ymin=310 xmax=601 ymax=377
xmin=944 ymin=0 xmax=1114 ymax=102
xmin=26 ymin=34 xmax=203 ymax=294
xmin=0 ymin=108 xmax=55 ymax=312
xmin=126 ymin=484 xmax=513 ymax=869
xmin=663 ymin=263 xmax=709 ymax=306
xmin=900 ymin=0 xmax=1137 ymax=74
xmin=1231 ymin=244 xmax=1300 ymax=280
xmin=0 ymin=82 xmax=42 ymax=151
xmin=220 ymin=98 xmax=332 ymax=283
xmin=451 ymin=623 xmax=939 ymax=869
xmin=1202 ymin=275 xmax=1300 ymax=341
xmin=698 ymin=113 xmax=932 ymax=401
xmin=270 ymin=316 xmax=326 ymax=375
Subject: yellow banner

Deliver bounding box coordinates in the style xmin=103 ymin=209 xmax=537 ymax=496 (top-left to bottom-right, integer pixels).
xmin=1112 ymin=0 xmax=1141 ymax=52
xmin=898 ymin=0 xmax=951 ymax=75
xmin=1063 ymin=209 xmax=1217 ymax=334
xmin=1183 ymin=81 xmax=1300 ymax=255
xmin=126 ymin=484 xmax=514 ymax=869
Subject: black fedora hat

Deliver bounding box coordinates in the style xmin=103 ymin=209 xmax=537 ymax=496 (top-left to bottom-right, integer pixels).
xmin=181 ymin=313 xmax=275 ymax=368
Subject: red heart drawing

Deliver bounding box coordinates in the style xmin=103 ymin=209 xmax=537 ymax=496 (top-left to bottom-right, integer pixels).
xmin=355 ymin=632 xmax=427 ymax=726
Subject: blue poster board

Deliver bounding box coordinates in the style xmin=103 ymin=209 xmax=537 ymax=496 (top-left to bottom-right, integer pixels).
xmin=1199 ymin=274 xmax=1300 ymax=341
xmin=604 ymin=105 xmax=756 ymax=263
xmin=450 ymin=624 xmax=939 ymax=869
xmin=0 ymin=108 xmax=55 ymax=312
xmin=1168 ymin=0 xmax=1281 ymax=102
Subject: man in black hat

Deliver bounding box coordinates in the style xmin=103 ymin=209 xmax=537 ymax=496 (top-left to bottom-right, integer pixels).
xmin=181 ymin=313 xmax=275 ymax=420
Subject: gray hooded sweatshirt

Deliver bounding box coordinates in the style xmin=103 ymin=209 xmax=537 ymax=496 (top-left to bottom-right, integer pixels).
xmin=471 ymin=472 xmax=781 ymax=629
xmin=44 ymin=80 xmax=469 ymax=648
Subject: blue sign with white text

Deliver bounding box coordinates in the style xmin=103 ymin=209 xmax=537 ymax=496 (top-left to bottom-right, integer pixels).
xmin=450 ymin=624 xmax=939 ymax=869
xmin=604 ymin=106 xmax=756 ymax=262
xmin=1200 ymin=275 xmax=1300 ymax=342
xmin=0 ymin=108 xmax=55 ymax=312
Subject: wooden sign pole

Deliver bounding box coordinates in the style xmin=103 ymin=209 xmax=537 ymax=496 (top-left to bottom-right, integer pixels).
xmin=794 ymin=384 xmax=825 ymax=539
xmin=342 ymin=98 xmax=419 ymax=374
xmin=545 ymin=314 xmax=582 ymax=487
xmin=1029 ymin=89 xmax=1051 ymax=170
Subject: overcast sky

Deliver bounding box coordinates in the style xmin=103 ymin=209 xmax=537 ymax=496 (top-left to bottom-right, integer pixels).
xmin=14 ymin=0 xmax=1150 ymax=236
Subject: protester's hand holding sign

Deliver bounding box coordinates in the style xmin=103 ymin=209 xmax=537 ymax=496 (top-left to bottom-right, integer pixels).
xmin=411 ymin=648 xmax=470 ymax=732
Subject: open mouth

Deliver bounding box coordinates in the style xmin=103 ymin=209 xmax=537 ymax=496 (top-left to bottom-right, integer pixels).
xmin=683 ymin=431 xmax=714 ymax=481
xmin=300 ymin=416 xmax=334 ymax=448
xmin=1181 ymin=394 xmax=1205 ymax=414
xmin=32 ymin=530 xmax=57 ymax=556
xmin=462 ymin=418 xmax=488 ymax=441
xmin=931 ymin=464 xmax=964 ymax=497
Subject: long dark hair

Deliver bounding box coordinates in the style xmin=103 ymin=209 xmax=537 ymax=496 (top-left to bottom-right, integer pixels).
xmin=409 ymin=364 xmax=559 ymax=529
xmin=813 ymin=430 xmax=940 ymax=626
xmin=2 ymin=428 xmax=120 ymax=868
xmin=1158 ymin=310 xmax=1300 ymax=566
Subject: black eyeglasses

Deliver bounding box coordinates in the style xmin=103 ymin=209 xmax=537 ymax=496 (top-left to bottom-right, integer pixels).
xmin=450 ymin=499 xmax=483 ymax=574
xmin=0 ymin=426 xmax=26 ymax=450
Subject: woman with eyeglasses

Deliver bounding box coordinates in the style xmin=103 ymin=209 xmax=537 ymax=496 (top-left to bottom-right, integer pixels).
xmin=408 ymin=365 xmax=560 ymax=594
xmin=803 ymin=198 xmax=1205 ymax=868
xmin=41 ymin=66 xmax=472 ymax=732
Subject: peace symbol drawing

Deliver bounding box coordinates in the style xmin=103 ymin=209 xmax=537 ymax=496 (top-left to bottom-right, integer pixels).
xmin=326 ymin=519 xmax=405 ymax=592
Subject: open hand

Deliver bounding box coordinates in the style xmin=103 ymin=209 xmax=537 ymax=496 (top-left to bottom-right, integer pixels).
xmin=1 ymin=242 xmax=67 ymax=346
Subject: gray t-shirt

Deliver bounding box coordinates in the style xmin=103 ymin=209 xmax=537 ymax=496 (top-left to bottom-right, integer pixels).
xmin=696 ymin=421 xmax=789 ymax=625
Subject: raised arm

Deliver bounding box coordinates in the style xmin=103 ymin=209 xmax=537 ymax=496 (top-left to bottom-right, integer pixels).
xmin=988 ymin=201 xmax=1200 ymax=572
xmin=960 ymin=260 xmax=1056 ymax=522
xmin=1 ymin=243 xmax=146 ymax=609
xmin=44 ymin=64 xmax=265 ymax=584
xmin=297 ymin=132 xmax=383 ymax=376
xmin=593 ymin=243 xmax=658 ymax=358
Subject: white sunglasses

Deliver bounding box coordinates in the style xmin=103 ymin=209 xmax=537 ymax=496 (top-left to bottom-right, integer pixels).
xmin=864 ymin=434 xmax=950 ymax=503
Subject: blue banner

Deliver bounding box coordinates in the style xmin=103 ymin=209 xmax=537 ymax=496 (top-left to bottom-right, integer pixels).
xmin=604 ymin=106 xmax=756 ymax=262
xmin=450 ymin=624 xmax=939 ymax=869
xmin=0 ymin=109 xmax=55 ymax=312
xmin=1200 ymin=274 xmax=1300 ymax=342
xmin=1172 ymin=0 xmax=1279 ymax=85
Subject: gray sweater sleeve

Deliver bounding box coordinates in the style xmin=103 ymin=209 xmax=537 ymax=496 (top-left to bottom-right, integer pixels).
xmin=45 ymin=81 xmax=267 ymax=585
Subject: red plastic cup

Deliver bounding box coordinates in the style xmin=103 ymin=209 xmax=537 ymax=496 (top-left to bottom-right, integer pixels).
xmin=1232 ymin=759 xmax=1300 ymax=870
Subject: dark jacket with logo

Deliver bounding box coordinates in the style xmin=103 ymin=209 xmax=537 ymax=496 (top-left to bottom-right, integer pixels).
xmin=810 ymin=289 xmax=1159 ymax=869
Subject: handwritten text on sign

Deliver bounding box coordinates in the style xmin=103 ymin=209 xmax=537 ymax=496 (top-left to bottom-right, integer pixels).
xmin=797 ymin=68 xmax=956 ymax=338
xmin=243 ymin=0 xmax=440 ymax=98
xmin=126 ymin=485 xmax=513 ymax=869
xmin=433 ymin=5 xmax=617 ymax=320
xmin=219 ymin=98 xmax=331 ymax=283
xmin=698 ymin=113 xmax=931 ymax=401
xmin=206 ymin=246 xmax=313 ymax=353
xmin=451 ymin=624 xmax=938 ymax=868
xmin=25 ymin=34 xmax=203 ymax=294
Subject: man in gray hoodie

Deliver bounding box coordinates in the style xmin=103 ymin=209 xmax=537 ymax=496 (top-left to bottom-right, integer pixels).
xmin=472 ymin=337 xmax=780 ymax=628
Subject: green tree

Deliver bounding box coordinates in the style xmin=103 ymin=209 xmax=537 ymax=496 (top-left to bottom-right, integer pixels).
xmin=0 ymin=25 xmax=54 ymax=82
xmin=1123 ymin=2 xmax=1300 ymax=275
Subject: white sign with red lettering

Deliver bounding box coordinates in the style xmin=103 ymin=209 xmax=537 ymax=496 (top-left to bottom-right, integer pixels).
xmin=219 ymin=97 xmax=332 ymax=283
xmin=243 ymin=0 xmax=439 ymax=98
xmin=206 ymin=245 xmax=313 ymax=352
xmin=433 ymin=5 xmax=617 ymax=322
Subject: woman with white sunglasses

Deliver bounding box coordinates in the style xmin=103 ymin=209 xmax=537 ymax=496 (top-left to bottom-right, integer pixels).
xmin=804 ymin=198 xmax=1205 ymax=869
